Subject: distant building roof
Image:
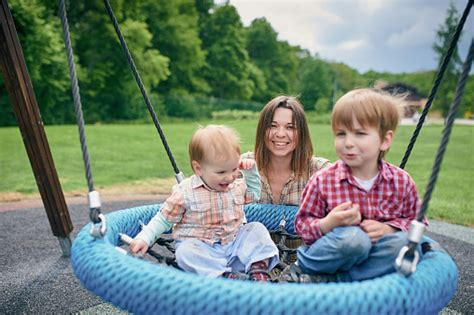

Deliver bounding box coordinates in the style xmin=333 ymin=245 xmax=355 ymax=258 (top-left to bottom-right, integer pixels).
xmin=377 ymin=81 xmax=425 ymax=101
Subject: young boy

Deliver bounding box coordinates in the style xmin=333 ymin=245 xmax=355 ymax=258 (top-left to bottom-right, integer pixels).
xmin=130 ymin=125 xmax=279 ymax=281
xmin=294 ymin=88 xmax=426 ymax=282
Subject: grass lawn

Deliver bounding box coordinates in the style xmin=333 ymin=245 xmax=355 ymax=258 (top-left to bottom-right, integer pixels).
xmin=1 ymin=120 xmax=473 ymax=226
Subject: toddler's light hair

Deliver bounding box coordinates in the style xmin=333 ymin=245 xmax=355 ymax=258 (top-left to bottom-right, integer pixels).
xmin=332 ymin=88 xmax=404 ymax=158
xmin=189 ymin=124 xmax=241 ymax=168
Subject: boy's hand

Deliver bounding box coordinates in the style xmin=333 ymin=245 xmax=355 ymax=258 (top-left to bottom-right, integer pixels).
xmin=129 ymin=239 xmax=149 ymax=256
xmin=320 ymin=201 xmax=361 ymax=234
xmin=239 ymin=158 xmax=255 ymax=170
xmin=360 ymin=220 xmax=397 ymax=244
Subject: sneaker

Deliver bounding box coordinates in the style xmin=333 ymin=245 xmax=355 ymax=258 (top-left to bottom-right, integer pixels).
xmin=248 ymin=269 xmax=271 ymax=281
xmin=249 ymin=260 xmax=271 ymax=282
xmin=222 ymin=271 xmax=250 ymax=281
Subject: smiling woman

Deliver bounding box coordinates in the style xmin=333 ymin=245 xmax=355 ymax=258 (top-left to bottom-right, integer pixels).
xmin=243 ymin=95 xmax=330 ymax=206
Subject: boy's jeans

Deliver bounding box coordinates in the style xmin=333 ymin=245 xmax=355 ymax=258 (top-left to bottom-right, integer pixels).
xmin=297 ymin=226 xmax=423 ymax=281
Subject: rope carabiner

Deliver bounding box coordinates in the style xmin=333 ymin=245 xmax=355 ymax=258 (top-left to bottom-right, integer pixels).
xmin=395 ymin=220 xmax=425 ymax=276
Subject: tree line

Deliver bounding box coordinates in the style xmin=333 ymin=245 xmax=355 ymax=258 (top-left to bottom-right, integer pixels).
xmin=0 ymin=0 xmax=472 ymax=126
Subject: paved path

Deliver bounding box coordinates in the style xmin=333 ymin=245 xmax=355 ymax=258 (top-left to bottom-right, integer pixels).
xmin=0 ymin=198 xmax=472 ymax=314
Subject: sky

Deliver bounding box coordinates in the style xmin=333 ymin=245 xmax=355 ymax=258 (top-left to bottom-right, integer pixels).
xmin=224 ymin=0 xmax=474 ymax=73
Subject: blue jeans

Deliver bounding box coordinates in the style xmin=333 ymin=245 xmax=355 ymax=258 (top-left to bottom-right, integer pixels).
xmin=297 ymin=226 xmax=422 ymax=281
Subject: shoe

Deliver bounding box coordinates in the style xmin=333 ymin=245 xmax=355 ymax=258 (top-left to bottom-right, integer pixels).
xmin=248 ymin=260 xmax=271 ymax=282
xmin=222 ymin=271 xmax=250 ymax=280
xmin=248 ymin=269 xmax=271 ymax=281
xmin=279 ymin=263 xmax=337 ymax=283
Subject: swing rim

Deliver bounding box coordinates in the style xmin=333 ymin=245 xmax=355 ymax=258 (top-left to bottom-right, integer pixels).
xmin=71 ymin=203 xmax=458 ymax=315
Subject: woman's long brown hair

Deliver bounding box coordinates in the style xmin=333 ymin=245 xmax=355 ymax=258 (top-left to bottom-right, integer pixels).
xmin=254 ymin=95 xmax=313 ymax=180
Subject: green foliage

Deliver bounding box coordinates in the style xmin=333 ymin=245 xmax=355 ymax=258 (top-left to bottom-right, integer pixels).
xmin=69 ymin=1 xmax=170 ymax=122
xmin=1 ymin=0 xmax=72 ymax=126
xmin=295 ymin=56 xmax=332 ymax=111
xmin=329 ymin=62 xmax=369 ymax=92
xmin=163 ymin=91 xmax=199 ymax=118
xmin=1 ymin=0 xmax=470 ymax=126
xmin=211 ymin=110 xmax=259 ymax=120
xmin=245 ymin=18 xmax=299 ymax=102
xmin=432 ymin=2 xmax=463 ymax=117
xmin=136 ymin=0 xmax=209 ymax=94
xmin=200 ymin=5 xmax=254 ymax=100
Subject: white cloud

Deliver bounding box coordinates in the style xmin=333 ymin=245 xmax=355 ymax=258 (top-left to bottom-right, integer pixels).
xmin=386 ymin=20 xmax=432 ymax=48
xmin=336 ymin=39 xmax=368 ymax=51
xmin=226 ymin=0 xmax=474 ymax=73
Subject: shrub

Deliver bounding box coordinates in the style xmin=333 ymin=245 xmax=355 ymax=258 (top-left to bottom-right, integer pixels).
xmin=211 ymin=110 xmax=260 ymax=120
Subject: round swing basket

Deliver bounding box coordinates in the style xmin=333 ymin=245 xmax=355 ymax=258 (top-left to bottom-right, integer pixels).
xmin=72 ymin=203 xmax=457 ymax=315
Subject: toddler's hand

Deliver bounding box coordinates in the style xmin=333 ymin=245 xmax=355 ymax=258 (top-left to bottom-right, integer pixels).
xmin=239 ymin=158 xmax=255 ymax=170
xmin=129 ymin=239 xmax=149 ymax=256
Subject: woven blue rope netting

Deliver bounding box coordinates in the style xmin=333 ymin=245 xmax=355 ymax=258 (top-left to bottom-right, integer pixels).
xmin=72 ymin=204 xmax=457 ymax=314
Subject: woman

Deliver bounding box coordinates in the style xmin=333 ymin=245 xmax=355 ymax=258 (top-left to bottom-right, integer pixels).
xmin=243 ymin=95 xmax=330 ymax=265
xmin=243 ymin=95 xmax=330 ymax=206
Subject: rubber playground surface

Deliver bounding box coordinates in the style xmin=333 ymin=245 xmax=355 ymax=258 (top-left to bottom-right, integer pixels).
xmin=0 ymin=196 xmax=472 ymax=314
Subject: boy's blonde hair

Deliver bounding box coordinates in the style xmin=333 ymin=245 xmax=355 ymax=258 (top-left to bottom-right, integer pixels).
xmin=332 ymin=88 xmax=403 ymax=158
xmin=189 ymin=125 xmax=241 ymax=167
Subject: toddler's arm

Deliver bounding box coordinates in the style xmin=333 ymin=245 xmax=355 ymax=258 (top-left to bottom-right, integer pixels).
xmin=240 ymin=158 xmax=261 ymax=201
xmin=129 ymin=190 xmax=183 ymax=255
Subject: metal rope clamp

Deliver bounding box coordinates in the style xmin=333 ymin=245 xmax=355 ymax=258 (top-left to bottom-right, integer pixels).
xmin=395 ymin=220 xmax=426 ymax=276
xmin=88 ymin=191 xmax=107 ymax=237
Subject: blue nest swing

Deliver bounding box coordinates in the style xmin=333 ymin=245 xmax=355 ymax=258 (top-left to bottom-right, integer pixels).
xmin=72 ymin=203 xmax=457 ymax=314
xmin=62 ymin=1 xmax=473 ymax=314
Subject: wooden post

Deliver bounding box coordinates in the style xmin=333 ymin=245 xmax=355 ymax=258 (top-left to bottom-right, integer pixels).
xmin=0 ymin=0 xmax=73 ymax=256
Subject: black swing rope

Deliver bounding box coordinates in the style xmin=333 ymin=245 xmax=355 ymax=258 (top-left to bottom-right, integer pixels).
xmin=103 ymin=0 xmax=184 ymax=183
xmin=58 ymin=0 xmax=106 ymax=236
xmin=418 ymin=39 xmax=473 ymax=222
xmin=396 ymin=38 xmax=474 ymax=276
xmin=399 ymin=0 xmax=473 ymax=170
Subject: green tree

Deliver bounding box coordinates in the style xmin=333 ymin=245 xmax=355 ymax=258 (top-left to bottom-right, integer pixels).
xmin=0 ymin=0 xmax=72 ymax=126
xmin=295 ymin=55 xmax=332 ymax=111
xmin=461 ymin=75 xmax=474 ymax=118
xmin=245 ymin=18 xmax=299 ymax=101
xmin=330 ymin=63 xmax=367 ymax=91
xmin=200 ymin=4 xmax=254 ymax=100
xmin=63 ymin=0 xmax=169 ymax=121
xmin=432 ymin=2 xmax=463 ymax=117
xmin=136 ymin=0 xmax=209 ymax=95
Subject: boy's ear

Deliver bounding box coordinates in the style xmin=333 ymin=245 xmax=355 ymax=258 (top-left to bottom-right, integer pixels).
xmin=380 ymin=130 xmax=394 ymax=152
xmin=191 ymin=160 xmax=201 ymax=176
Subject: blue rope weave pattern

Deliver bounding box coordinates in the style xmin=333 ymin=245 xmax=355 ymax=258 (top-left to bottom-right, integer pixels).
xmin=72 ymin=204 xmax=457 ymax=314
